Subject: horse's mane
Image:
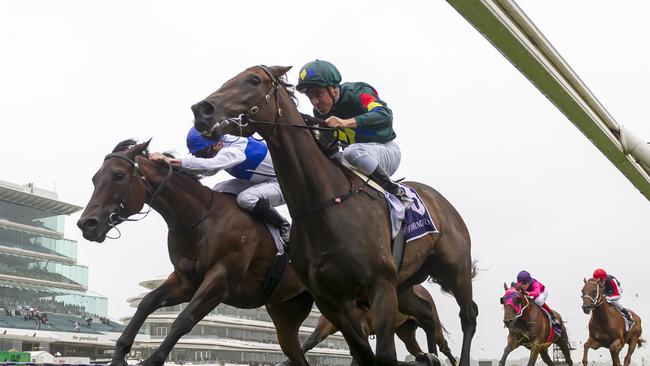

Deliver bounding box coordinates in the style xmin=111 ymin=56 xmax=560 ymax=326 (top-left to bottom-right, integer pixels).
xmin=110 ymin=139 xmax=201 ymax=183
xmin=278 ymin=74 xmax=298 ymax=104
xmin=112 ymin=139 xmax=141 ymax=153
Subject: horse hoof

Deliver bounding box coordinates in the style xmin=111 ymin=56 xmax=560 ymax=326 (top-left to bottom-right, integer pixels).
xmin=415 ymin=352 xmax=441 ymax=366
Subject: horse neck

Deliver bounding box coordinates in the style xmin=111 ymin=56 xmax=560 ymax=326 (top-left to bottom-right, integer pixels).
xmin=266 ymin=89 xmax=352 ymax=217
xmin=519 ymin=298 xmax=543 ymax=334
xmin=138 ymin=159 xmax=214 ymax=228
xmin=592 ymin=296 xmax=613 ymax=322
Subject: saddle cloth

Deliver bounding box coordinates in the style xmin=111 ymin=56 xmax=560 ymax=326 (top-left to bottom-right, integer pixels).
xmin=621 ymin=309 xmax=634 ymax=332
xmin=345 ymin=167 xmax=438 ymax=242
xmin=540 ymin=307 xmax=560 ymax=343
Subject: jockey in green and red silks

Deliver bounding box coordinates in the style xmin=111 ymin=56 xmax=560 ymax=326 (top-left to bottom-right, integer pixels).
xmin=296 ymin=59 xmax=412 ymax=208
xmin=516 ymin=270 xmax=563 ymax=333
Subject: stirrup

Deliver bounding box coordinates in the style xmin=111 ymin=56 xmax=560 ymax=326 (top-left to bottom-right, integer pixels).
xmin=394 ymin=188 xmax=414 ymax=210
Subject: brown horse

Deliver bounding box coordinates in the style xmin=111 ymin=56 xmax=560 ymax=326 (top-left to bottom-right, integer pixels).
xmin=191 ymin=65 xmax=477 ymax=366
xmin=581 ymin=278 xmax=644 ymax=366
xmin=499 ymin=284 xmax=573 ymax=366
xmin=289 ymin=284 xmax=457 ymax=366
xmin=77 ymin=141 xmax=314 ymax=366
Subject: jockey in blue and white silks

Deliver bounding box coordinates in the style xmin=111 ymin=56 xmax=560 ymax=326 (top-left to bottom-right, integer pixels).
xmin=150 ymin=127 xmax=289 ymax=242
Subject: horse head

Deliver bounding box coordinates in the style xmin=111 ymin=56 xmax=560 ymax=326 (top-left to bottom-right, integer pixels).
xmin=77 ymin=139 xmax=151 ymax=242
xmin=581 ymin=277 xmax=604 ymax=314
xmin=500 ymin=282 xmax=528 ymax=329
xmin=192 ymin=65 xmax=294 ymax=140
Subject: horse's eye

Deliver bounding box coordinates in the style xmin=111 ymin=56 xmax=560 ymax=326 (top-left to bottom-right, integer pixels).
xmin=113 ymin=171 xmax=125 ymax=181
xmin=248 ymin=76 xmax=261 ymax=86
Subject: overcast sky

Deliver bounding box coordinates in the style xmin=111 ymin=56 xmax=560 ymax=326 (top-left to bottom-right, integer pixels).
xmin=2 ymin=0 xmax=650 ymax=362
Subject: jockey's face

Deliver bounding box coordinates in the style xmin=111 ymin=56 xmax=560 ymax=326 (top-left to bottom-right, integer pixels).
xmin=520 ymin=282 xmax=530 ymax=291
xmin=305 ymin=86 xmax=337 ymax=115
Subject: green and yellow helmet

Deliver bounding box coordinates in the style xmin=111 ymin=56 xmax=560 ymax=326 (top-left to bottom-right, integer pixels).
xmin=296 ymin=60 xmax=342 ymax=93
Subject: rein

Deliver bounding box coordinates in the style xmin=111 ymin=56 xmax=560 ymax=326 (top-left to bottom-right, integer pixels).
xmin=212 ymin=65 xmax=364 ymax=219
xmin=514 ymin=295 xmax=530 ymax=321
xmin=102 ymin=153 xmax=213 ymax=237
xmin=103 ymin=153 xmax=172 ymax=232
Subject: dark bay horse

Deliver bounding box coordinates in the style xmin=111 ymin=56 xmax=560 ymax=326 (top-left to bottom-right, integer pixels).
xmin=291 ymin=284 xmax=456 ymax=366
xmin=77 ymin=141 xmax=314 ymax=366
xmin=499 ymin=285 xmax=573 ymax=366
xmin=191 ymin=65 xmax=477 ymax=366
xmin=581 ymin=278 xmax=644 ymax=366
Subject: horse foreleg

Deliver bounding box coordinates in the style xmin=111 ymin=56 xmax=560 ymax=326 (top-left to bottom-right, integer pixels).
xmin=315 ymin=297 xmax=375 ymax=366
xmin=582 ymin=337 xmax=599 ymax=366
xmin=539 ymin=348 xmax=554 ymax=366
xmin=558 ymin=336 xmax=574 ymax=366
xmin=498 ymin=334 xmax=517 ymax=366
xmin=440 ymin=257 xmax=477 ymax=366
xmin=526 ymin=344 xmax=542 ymax=366
xmin=395 ymin=320 xmax=424 ymax=356
xmin=141 ymin=266 xmax=229 ymax=366
xmin=302 ymin=314 xmax=339 ymax=353
xmin=266 ymin=291 xmax=314 ymax=366
xmin=397 ymin=288 xmax=437 ymax=355
xmin=370 ymin=277 xmax=400 ymax=366
xmin=610 ymin=339 xmax=624 ymax=366
xmin=623 ymin=337 xmax=639 ymax=366
xmin=111 ymin=272 xmax=195 ymax=366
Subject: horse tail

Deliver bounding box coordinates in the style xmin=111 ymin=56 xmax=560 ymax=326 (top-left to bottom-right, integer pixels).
xmin=470 ymin=260 xmax=479 ymax=280
xmin=426 ymin=260 xmax=480 ymax=294
xmin=439 ymin=321 xmax=451 ymax=337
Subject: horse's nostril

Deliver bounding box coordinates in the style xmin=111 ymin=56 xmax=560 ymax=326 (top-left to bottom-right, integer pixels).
xmin=192 ymin=101 xmax=215 ymax=122
xmin=200 ymin=102 xmax=215 ymax=117
xmin=80 ymin=218 xmax=99 ymax=231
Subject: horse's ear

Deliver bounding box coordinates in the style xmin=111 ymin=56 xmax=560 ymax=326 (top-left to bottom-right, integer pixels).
xmin=503 ymin=282 xmax=508 ymax=291
xmin=128 ymin=138 xmax=152 ymax=158
xmin=269 ymin=65 xmax=292 ymax=78
xmin=583 ymin=277 xmax=587 ymax=284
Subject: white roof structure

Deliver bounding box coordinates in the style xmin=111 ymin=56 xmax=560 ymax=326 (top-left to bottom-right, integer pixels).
xmin=0 ymin=180 xmax=82 ymax=215
xmin=446 ymin=0 xmax=650 ymax=201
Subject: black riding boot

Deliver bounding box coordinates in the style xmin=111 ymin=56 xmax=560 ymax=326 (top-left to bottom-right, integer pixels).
xmin=369 ymin=166 xmax=413 ymax=209
xmin=622 ymin=309 xmax=634 ymax=326
xmin=251 ymin=199 xmax=291 ymax=244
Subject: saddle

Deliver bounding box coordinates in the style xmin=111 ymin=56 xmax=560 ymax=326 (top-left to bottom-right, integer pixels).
xmin=539 ymin=307 xmax=562 ymax=341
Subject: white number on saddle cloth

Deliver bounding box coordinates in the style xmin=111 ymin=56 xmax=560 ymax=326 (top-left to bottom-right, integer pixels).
xmin=404 ymin=186 xmax=426 ymax=216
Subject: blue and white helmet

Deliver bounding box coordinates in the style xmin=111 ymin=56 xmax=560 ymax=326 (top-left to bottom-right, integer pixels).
xmin=186 ymin=127 xmax=218 ymax=155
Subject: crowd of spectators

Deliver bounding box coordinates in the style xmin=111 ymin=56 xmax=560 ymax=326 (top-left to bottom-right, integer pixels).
xmin=1 ymin=296 xmax=86 ymax=316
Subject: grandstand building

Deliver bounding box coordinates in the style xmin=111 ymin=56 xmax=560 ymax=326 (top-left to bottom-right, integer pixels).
xmin=123 ymin=277 xmax=353 ymax=365
xmin=0 ymin=180 xmax=126 ymax=360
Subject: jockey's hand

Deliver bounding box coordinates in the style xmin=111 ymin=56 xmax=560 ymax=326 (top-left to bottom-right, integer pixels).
xmin=325 ymin=116 xmax=357 ymax=128
xmin=149 ymin=152 xmax=169 ymax=164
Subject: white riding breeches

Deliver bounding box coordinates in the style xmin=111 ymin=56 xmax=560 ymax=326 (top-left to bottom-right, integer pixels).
xmin=337 ymin=140 xmax=402 ymax=176
xmin=534 ymin=289 xmax=549 ymax=306
xmin=606 ymin=297 xmax=625 ymax=312
xmin=213 ymin=178 xmax=285 ymax=211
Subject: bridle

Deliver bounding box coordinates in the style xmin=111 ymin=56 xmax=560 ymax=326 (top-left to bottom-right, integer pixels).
xmin=212 ymin=66 xmax=337 ymax=138
xmin=503 ymin=291 xmax=530 ymax=322
xmin=206 ymin=66 xmax=366 ymax=219
xmin=582 ymin=279 xmax=604 ymax=310
xmin=102 ymin=152 xmax=173 ymax=238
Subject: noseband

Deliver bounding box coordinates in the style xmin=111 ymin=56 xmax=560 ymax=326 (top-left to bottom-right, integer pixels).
xmin=213 ymin=66 xmax=337 ymax=136
xmin=508 ymin=293 xmax=529 ymax=322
